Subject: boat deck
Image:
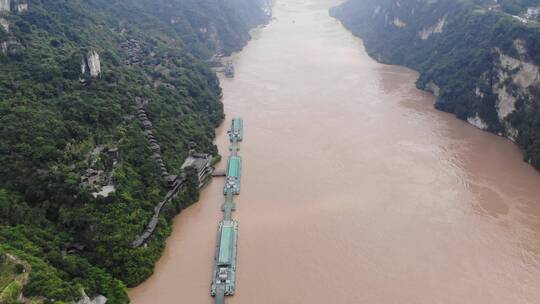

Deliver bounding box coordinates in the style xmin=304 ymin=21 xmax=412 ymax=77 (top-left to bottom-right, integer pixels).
xmin=211 ymin=118 xmax=245 ymax=303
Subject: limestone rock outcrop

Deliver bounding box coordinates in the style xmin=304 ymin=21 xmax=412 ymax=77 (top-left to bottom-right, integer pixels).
xmin=418 ymin=16 xmax=447 ymax=40
xmin=81 ymin=50 xmax=101 ymax=78
xmin=0 ymin=0 xmax=28 ymax=14
xmin=74 ymin=290 xmax=107 ymax=304
xmin=0 ymin=17 xmax=8 ymax=32
xmin=14 ymin=1 xmax=27 ymax=12
xmin=424 ymin=80 xmax=440 ymax=97
xmin=0 ymin=0 xmax=10 ymax=12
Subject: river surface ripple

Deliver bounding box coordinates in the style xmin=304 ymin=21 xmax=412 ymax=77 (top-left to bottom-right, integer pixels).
xmin=129 ymin=0 xmax=540 ymax=303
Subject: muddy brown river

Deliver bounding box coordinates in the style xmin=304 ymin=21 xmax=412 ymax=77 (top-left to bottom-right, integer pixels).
xmin=129 ymin=0 xmax=540 ymax=303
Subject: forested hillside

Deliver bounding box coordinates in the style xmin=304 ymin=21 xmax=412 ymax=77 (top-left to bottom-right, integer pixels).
xmin=0 ymin=0 xmax=269 ymax=302
xmin=331 ymin=0 xmax=540 ymax=168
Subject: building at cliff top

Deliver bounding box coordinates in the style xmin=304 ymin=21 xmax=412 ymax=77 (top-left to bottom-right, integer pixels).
xmin=181 ymin=153 xmax=214 ymax=188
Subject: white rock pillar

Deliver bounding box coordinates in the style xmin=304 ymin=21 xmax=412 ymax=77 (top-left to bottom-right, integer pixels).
xmin=0 ymin=0 xmax=10 ymax=13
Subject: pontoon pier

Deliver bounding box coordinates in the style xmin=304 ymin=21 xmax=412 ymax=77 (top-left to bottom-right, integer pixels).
xmin=211 ymin=118 xmax=244 ymax=303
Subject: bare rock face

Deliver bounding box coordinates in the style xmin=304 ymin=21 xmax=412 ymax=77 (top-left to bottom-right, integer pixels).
xmin=81 ymin=50 xmax=102 ymax=78
xmin=74 ymin=290 xmax=107 ymax=304
xmin=0 ymin=38 xmax=19 ymax=55
xmin=424 ymin=80 xmax=440 ymax=96
xmin=418 ymin=16 xmax=447 ymax=40
xmin=0 ymin=0 xmax=10 ymax=12
xmin=0 ymin=17 xmax=8 ymax=32
xmin=15 ymin=2 xmax=27 ymax=12
xmin=468 ymin=43 xmax=539 ymax=141
xmin=494 ymin=47 xmax=539 ymax=114
xmin=393 ymin=17 xmax=406 ymax=27
xmin=467 ymin=114 xmax=489 ymax=130
xmin=491 ymin=47 xmax=539 ymax=141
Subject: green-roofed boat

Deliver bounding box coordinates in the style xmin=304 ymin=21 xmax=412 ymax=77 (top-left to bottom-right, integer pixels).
xmin=228 ymin=117 xmax=243 ymax=142
xmin=211 ymin=220 xmax=238 ymax=297
xmin=224 ymin=156 xmax=241 ymax=195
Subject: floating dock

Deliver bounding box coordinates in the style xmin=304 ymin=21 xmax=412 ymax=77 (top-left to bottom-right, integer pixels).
xmin=224 ymin=156 xmax=241 ymax=195
xmin=228 ymin=117 xmax=243 ymax=142
xmin=211 ymin=220 xmax=238 ymax=297
xmin=211 ymin=118 xmax=244 ymax=303
xmin=224 ymin=62 xmax=235 ymax=78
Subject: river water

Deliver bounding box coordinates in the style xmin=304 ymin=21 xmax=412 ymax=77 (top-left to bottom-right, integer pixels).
xmin=129 ymin=0 xmax=540 ymax=303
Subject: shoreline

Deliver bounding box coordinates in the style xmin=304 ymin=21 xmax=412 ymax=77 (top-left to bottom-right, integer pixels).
xmin=128 ymin=6 xmax=274 ymax=300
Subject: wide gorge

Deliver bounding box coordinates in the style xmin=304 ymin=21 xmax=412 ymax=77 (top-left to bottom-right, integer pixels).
xmin=1 ymin=0 xmax=540 ymax=303
xmin=130 ymin=0 xmax=540 ymax=303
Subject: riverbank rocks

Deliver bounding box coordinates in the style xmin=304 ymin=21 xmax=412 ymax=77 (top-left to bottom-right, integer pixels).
xmin=467 ymin=114 xmax=489 ymax=130
xmin=424 ymin=80 xmax=440 ymax=97
xmin=74 ymin=290 xmax=107 ymax=304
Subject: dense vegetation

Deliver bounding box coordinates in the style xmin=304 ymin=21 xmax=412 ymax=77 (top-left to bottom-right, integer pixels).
xmin=331 ymin=0 xmax=540 ymax=168
xmin=0 ymin=0 xmax=268 ymax=302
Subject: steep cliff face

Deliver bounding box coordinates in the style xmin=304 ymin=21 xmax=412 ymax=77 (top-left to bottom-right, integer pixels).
xmin=0 ymin=17 xmax=8 ymax=31
xmin=105 ymin=0 xmax=271 ymax=58
xmin=0 ymin=0 xmax=27 ymax=55
xmin=492 ymin=47 xmax=540 ymax=140
xmin=331 ymin=0 xmax=540 ymax=168
xmin=14 ymin=2 xmax=27 ymax=12
xmin=0 ymin=0 xmax=28 ymax=13
xmin=0 ymin=0 xmax=10 ymax=12
xmin=81 ymin=50 xmax=102 ymax=78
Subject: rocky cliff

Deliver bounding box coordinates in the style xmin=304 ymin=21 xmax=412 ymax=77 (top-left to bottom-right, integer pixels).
xmin=331 ymin=0 xmax=540 ymax=168
xmin=81 ymin=50 xmax=102 ymax=78
xmin=0 ymin=0 xmax=28 ymax=13
xmin=0 ymin=0 xmax=10 ymax=12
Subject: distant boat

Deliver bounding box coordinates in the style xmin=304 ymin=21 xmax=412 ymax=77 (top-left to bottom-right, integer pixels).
xmin=224 ymin=62 xmax=235 ymax=78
